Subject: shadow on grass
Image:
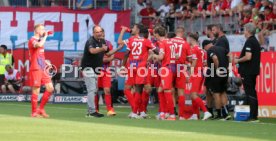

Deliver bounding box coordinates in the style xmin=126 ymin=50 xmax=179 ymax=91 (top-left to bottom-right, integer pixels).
xmin=1 ymin=102 xmax=276 ymax=140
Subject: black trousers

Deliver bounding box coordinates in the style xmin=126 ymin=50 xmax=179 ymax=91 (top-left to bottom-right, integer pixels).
xmin=241 ymin=74 xmax=258 ymax=120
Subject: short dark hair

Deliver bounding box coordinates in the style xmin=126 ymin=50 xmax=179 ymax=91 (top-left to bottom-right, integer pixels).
xmin=5 ymin=64 xmax=12 ymax=70
xmin=213 ymin=24 xmax=223 ymax=31
xmin=167 ymin=32 xmax=176 ymax=38
xmin=188 ymin=33 xmax=199 ymax=41
xmin=202 ymin=40 xmax=213 ymax=48
xmin=154 ymin=26 xmax=166 ymax=37
xmin=140 ymin=26 xmax=149 ymax=38
xmin=0 ymin=45 xmax=7 ymax=50
xmin=207 ymin=24 xmax=214 ymax=31
xmin=134 ymin=23 xmax=144 ymax=32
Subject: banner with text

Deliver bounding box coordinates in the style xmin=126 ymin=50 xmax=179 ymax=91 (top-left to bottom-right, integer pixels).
xmin=0 ymin=7 xmax=131 ymax=51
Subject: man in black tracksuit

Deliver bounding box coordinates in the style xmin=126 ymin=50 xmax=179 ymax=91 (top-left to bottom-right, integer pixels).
xmin=234 ymin=23 xmax=261 ymax=122
xmin=202 ymin=40 xmax=229 ymax=120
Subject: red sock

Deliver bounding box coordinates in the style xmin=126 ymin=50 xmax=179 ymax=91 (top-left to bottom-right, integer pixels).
xmin=39 ymin=91 xmax=51 ymax=110
xmin=144 ymin=91 xmax=149 ymax=110
xmin=95 ymin=95 xmax=99 ymax=111
xmin=124 ymin=89 xmax=134 ymax=110
xmin=158 ymin=91 xmax=165 ymax=113
xmin=133 ymin=92 xmax=141 ymax=114
xmin=31 ymin=94 xmax=38 ymax=113
xmin=194 ymin=97 xmax=207 ymax=112
xmin=164 ymin=91 xmax=174 ymax=115
xmin=192 ymin=99 xmax=200 ymax=116
xmin=178 ymin=95 xmax=185 ymax=117
xmin=105 ymin=94 xmax=112 ymax=111
xmin=141 ymin=90 xmax=149 ymax=112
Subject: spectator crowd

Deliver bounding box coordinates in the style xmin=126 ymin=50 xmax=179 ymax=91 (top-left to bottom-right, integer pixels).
xmin=134 ymin=0 xmax=276 ymax=32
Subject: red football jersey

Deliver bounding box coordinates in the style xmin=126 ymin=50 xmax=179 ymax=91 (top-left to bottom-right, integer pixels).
xmin=103 ymin=40 xmax=113 ymax=67
xmin=191 ymin=45 xmax=206 ymax=74
xmin=28 ymin=37 xmax=46 ymax=71
xmin=170 ymin=37 xmax=192 ymax=64
xmin=159 ymin=39 xmax=176 ymax=67
xmin=124 ymin=36 xmax=156 ymax=68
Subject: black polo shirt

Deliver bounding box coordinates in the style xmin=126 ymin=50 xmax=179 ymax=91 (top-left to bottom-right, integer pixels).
xmin=206 ymin=46 xmax=229 ymax=77
xmin=81 ymin=36 xmax=107 ymax=74
xmin=214 ymin=35 xmax=230 ymax=54
xmin=238 ymin=36 xmax=261 ymax=76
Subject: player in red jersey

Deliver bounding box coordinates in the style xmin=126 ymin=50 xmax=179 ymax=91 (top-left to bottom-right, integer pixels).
xmin=187 ymin=33 xmax=212 ymax=120
xmin=96 ymin=30 xmax=116 ymax=116
xmin=28 ymin=24 xmax=54 ymax=118
xmin=138 ymin=32 xmax=155 ymax=118
xmin=118 ymin=24 xmax=157 ymax=119
xmin=170 ymin=27 xmax=192 ymax=120
xmin=152 ymin=26 xmax=176 ymax=120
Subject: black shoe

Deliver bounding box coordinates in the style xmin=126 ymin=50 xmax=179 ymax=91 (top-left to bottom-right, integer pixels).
xmin=222 ymin=115 xmax=232 ymax=121
xmin=248 ymin=118 xmax=260 ymax=123
xmin=86 ymin=112 xmax=104 ymax=118
xmin=211 ymin=115 xmax=223 ymax=120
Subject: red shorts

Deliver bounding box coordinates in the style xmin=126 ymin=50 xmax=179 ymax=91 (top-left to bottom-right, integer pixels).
xmin=98 ymin=70 xmax=112 ymax=88
xmin=175 ymin=71 xmax=187 ymax=89
xmin=29 ymin=70 xmax=52 ymax=87
xmin=190 ymin=75 xmax=204 ymax=93
xmin=125 ymin=67 xmax=147 ymax=85
xmin=159 ymin=67 xmax=173 ymax=90
xmin=146 ymin=73 xmax=160 ymax=87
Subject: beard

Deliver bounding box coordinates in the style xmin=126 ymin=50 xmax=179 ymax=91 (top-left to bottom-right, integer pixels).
xmin=214 ymin=33 xmax=219 ymax=38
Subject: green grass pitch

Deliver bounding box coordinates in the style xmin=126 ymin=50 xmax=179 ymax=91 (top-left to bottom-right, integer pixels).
xmin=0 ymin=102 xmax=275 ymax=141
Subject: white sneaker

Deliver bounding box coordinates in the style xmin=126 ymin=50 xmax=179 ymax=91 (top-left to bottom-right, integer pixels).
xmin=202 ymin=112 xmax=212 ymax=121
xmin=157 ymin=112 xmax=166 ymax=120
xmin=188 ymin=114 xmax=198 ymax=120
xmin=140 ymin=111 xmax=148 ymax=119
xmin=128 ymin=112 xmax=134 ymax=118
xmin=179 ymin=117 xmax=186 ymax=120
xmin=165 ymin=113 xmax=170 ymax=119
xmin=130 ymin=113 xmax=141 ymax=119
xmin=155 ymin=113 xmax=160 ymax=120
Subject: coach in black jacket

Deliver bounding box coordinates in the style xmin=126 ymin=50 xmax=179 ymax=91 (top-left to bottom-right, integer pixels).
xmin=234 ymin=23 xmax=261 ymax=122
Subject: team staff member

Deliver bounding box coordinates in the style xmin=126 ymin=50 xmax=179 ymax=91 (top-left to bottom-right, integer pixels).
xmin=212 ymin=24 xmax=231 ymax=120
xmin=234 ymin=23 xmax=261 ymax=122
xmin=202 ymin=40 xmax=229 ymax=120
xmin=0 ymin=45 xmax=14 ymax=87
xmin=204 ymin=25 xmax=216 ymax=117
xmin=205 ymin=25 xmax=216 ymax=43
xmin=81 ymin=26 xmax=122 ymax=118
xmin=28 ymin=24 xmax=54 ymax=118
xmin=212 ymin=24 xmax=229 ymax=53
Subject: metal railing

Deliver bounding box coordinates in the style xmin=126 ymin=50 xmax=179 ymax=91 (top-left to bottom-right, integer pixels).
xmin=176 ymin=15 xmax=241 ymax=34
